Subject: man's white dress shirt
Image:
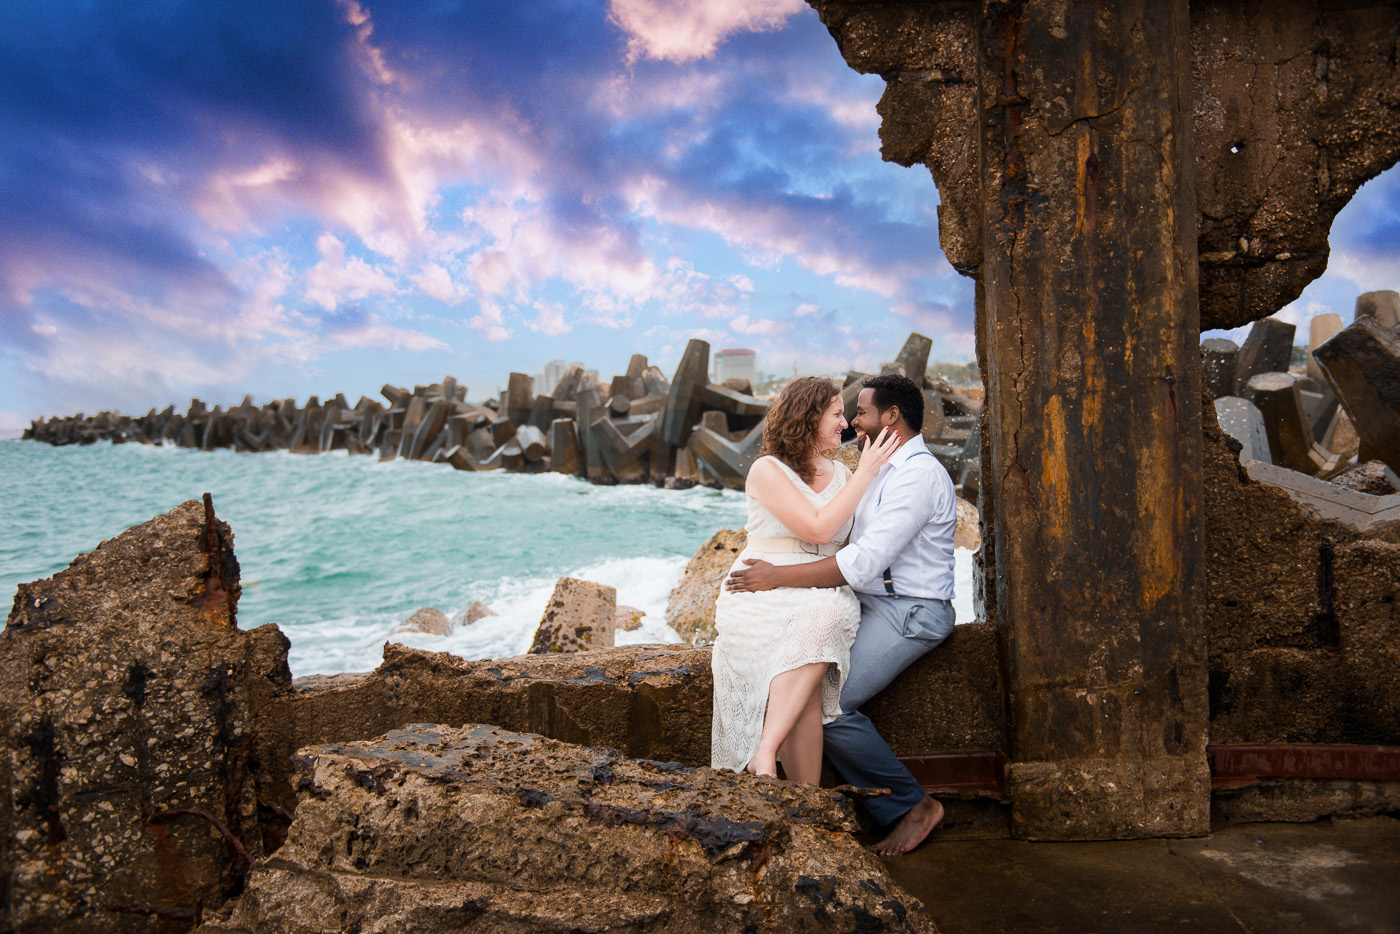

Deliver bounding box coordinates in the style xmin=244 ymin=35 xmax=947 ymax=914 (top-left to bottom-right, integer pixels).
xmin=834 ymin=435 xmax=957 ymax=600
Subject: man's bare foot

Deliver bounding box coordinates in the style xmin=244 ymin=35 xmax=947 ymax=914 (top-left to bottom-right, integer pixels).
xmin=745 ymin=753 xmax=777 ymax=778
xmin=871 ymin=795 xmax=944 ymax=857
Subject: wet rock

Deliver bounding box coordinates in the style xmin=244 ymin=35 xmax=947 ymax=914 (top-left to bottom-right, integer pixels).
xmin=665 ymin=529 xmax=746 ymax=644
xmin=393 ymin=607 xmax=453 ymax=637
xmin=0 ymin=497 xmax=293 ymax=931
xmin=528 ymin=578 xmax=617 ymax=654
xmin=616 ymin=604 xmax=645 ymax=632
xmin=197 ymin=723 xmax=933 ymax=934
xmin=451 ymin=601 xmax=498 ymax=628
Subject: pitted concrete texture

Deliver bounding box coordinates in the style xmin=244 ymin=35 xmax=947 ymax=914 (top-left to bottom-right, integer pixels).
xmin=881 ymin=817 xmax=1400 ymax=934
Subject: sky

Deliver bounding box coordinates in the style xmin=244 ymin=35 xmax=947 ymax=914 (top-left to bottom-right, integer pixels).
xmin=0 ymin=0 xmax=1396 ymax=430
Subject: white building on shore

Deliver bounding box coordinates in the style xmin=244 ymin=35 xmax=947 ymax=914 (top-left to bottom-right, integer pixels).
xmin=713 ymin=348 xmax=757 ymax=385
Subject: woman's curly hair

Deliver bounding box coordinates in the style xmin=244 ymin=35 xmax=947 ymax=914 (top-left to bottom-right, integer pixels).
xmin=758 ymin=375 xmax=840 ymax=484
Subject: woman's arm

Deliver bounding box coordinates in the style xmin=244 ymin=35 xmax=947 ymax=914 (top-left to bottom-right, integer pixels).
xmin=745 ymin=429 xmax=900 ymax=544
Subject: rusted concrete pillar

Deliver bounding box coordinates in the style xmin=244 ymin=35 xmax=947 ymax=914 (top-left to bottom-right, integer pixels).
xmin=975 ymin=1 xmax=1209 ymax=839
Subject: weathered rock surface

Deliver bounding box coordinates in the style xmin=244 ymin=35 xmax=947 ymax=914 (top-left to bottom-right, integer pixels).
xmin=285 ymin=643 xmax=715 ymax=767
xmin=617 ymin=604 xmax=646 ymax=632
xmin=1203 ymin=396 xmax=1400 ymax=747
xmin=664 ymin=529 xmax=746 ymax=643
xmin=196 ymin=723 xmax=935 ymax=934
xmin=0 ymin=497 xmax=293 ymax=932
xmin=528 ymin=577 xmax=617 ymax=654
xmin=451 ymin=600 xmax=498 ymax=628
xmin=392 ymin=606 xmax=452 ymax=636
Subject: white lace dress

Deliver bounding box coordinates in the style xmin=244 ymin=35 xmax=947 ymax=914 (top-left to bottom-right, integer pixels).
xmin=710 ymin=455 xmax=861 ymax=772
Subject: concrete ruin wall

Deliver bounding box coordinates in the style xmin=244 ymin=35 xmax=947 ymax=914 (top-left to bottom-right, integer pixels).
xmin=1203 ymin=396 xmax=1400 ymax=746
xmin=808 ymin=0 xmax=1400 ymax=332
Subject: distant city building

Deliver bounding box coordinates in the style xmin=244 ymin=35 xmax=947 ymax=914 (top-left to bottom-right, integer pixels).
xmin=537 ymin=359 xmax=575 ymax=396
xmin=713 ymin=348 xmax=757 ymax=384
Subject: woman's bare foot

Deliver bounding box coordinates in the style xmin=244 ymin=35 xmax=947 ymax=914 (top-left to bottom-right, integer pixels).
xmin=871 ymin=795 xmax=944 ymax=857
xmin=745 ymin=752 xmax=778 ymax=778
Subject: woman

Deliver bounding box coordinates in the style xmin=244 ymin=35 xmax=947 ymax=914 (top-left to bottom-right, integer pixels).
xmin=710 ymin=376 xmax=898 ymax=783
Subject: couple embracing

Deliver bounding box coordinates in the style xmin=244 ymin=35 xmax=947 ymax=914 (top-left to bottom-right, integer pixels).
xmin=710 ymin=373 xmax=957 ymax=857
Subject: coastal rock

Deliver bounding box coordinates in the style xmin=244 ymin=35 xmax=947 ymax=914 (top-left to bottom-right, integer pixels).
xmin=287 ymin=642 xmax=714 ymax=767
xmin=451 ymin=600 xmax=498 ymax=628
xmin=195 ymin=723 xmax=935 ymax=934
xmin=953 ymin=497 xmax=981 ymax=551
xmin=528 ymin=577 xmax=617 ymax=654
xmin=665 ymin=529 xmax=746 ymax=644
xmin=0 ymin=497 xmax=293 ymax=932
xmin=617 ymin=604 xmax=646 ymax=631
xmin=392 ymin=607 xmax=453 ymax=636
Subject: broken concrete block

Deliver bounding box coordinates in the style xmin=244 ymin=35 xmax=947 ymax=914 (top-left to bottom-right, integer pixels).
xmin=891 ymin=331 xmax=933 ymax=380
xmin=528 ymin=577 xmax=617 ymax=654
xmin=1314 ymin=316 xmax=1400 ymax=476
xmin=506 ymin=372 xmax=534 ymax=426
xmin=661 ymin=338 xmax=710 ymax=447
xmin=1234 ymin=317 xmax=1297 ymax=394
xmin=1214 ymin=396 xmax=1273 ymax=464
xmin=699 ymin=382 xmax=770 ymax=419
xmin=1244 ymin=373 xmax=1336 ymax=475
xmin=514 ymin=424 xmax=548 ymax=461
xmin=396 ymin=395 xmax=426 ymax=458
xmin=1355 ymin=290 xmax=1400 ymax=333
xmin=1201 ymin=337 xmax=1240 ymax=398
xmin=451 ymin=601 xmax=498 ymax=629
xmin=688 ymin=422 xmax=762 ymax=491
xmin=528 ymin=394 xmax=555 ymax=431
xmin=1307 ymin=313 xmax=1345 ymax=383
xmin=198 ymin=723 xmax=933 ymax=934
xmin=1331 ymin=460 xmax=1400 ymax=496
xmin=1321 ymin=407 xmax=1361 ymax=459
xmin=392 ymin=607 xmax=453 ymax=637
xmin=616 ymin=605 xmax=645 ymax=632
xmin=596 ymin=416 xmax=653 ymax=483
xmin=0 ymin=498 xmax=291 ymax=930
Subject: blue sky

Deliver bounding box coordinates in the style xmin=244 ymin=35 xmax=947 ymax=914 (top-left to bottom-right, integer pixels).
xmin=0 ymin=0 xmax=1395 ymax=429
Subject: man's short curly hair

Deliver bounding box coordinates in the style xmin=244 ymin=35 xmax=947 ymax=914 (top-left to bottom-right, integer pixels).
xmin=864 ymin=373 xmax=924 ymax=432
xmin=758 ymin=375 xmax=840 ymax=484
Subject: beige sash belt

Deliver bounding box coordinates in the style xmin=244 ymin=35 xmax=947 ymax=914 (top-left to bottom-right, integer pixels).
xmin=745 ymin=536 xmax=840 ymax=557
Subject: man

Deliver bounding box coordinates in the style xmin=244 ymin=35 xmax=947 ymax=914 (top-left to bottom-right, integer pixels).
xmin=725 ymin=373 xmax=957 ymax=856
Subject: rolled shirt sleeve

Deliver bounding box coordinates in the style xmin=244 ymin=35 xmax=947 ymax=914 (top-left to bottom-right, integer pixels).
xmin=835 ymin=466 xmax=937 ymax=592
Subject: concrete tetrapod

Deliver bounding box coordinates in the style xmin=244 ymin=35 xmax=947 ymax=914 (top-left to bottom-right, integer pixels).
xmin=1314 ymin=316 xmax=1400 ymax=476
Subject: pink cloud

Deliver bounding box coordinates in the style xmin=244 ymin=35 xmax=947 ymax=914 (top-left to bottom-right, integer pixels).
xmin=608 ymin=0 xmax=807 ymax=64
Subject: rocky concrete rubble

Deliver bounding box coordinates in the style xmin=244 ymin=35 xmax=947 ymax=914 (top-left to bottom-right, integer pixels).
xmin=195 ymin=723 xmax=935 ymax=934
xmin=528 ymin=577 xmax=617 ymax=654
xmin=22 ymin=333 xmax=984 ymax=493
xmin=0 ymin=498 xmax=294 ymax=933
xmin=1206 ymin=294 xmax=1400 ymax=500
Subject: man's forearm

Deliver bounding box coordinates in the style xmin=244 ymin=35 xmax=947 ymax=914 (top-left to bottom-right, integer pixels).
xmin=765 ymin=556 xmax=848 ymax=589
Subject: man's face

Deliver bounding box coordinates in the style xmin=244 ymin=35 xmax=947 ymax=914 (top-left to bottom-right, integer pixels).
xmin=852 ymin=388 xmax=891 ymax=441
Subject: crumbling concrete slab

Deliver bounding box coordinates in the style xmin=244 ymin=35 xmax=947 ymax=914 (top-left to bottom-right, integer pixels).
xmin=196 ymin=723 xmax=935 ymax=934
xmin=528 ymin=578 xmax=617 ymax=654
xmin=0 ymin=498 xmax=293 ymax=931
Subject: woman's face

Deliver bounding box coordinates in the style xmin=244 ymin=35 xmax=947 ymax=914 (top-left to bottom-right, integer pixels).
xmin=815 ymin=394 xmax=847 ymax=452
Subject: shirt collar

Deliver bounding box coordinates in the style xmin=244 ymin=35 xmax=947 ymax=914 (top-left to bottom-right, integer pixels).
xmin=888 ymin=433 xmax=930 ymax=468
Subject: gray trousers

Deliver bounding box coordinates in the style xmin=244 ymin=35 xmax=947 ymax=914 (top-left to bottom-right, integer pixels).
xmin=823 ymin=592 xmax=955 ymax=827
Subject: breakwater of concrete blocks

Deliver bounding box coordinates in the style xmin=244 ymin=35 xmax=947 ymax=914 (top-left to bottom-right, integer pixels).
xmin=21 ymin=333 xmax=986 ymax=491
xmin=1205 ymin=290 xmax=1400 ymax=509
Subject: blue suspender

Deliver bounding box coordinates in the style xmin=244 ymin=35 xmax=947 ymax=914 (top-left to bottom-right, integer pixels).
xmin=879 ymin=449 xmax=933 ymax=597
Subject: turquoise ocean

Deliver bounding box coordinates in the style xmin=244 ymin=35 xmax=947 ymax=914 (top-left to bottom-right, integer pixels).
xmin=0 ymin=437 xmax=974 ymax=678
